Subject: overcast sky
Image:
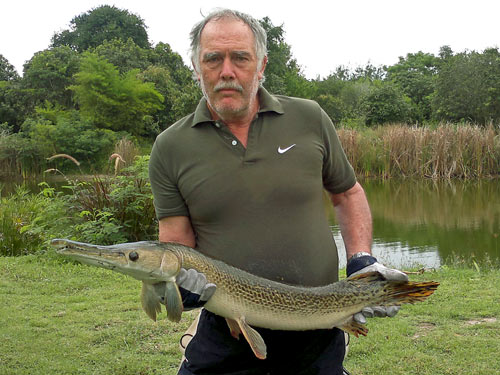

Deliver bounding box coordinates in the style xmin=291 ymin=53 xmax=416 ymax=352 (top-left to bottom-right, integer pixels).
xmin=2 ymin=0 xmax=499 ymax=79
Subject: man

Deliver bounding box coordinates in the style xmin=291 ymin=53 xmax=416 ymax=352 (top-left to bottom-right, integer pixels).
xmin=149 ymin=9 xmax=407 ymax=375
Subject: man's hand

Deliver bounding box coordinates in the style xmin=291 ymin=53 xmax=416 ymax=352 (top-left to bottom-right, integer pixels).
xmin=347 ymin=254 xmax=408 ymax=324
xmin=154 ymin=268 xmax=216 ymax=311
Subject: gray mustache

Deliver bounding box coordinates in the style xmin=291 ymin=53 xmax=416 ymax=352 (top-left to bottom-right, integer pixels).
xmin=214 ymin=82 xmax=243 ymax=93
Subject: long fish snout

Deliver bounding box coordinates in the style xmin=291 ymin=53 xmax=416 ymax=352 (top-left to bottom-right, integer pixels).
xmin=51 ymin=238 xmax=129 ymax=271
xmin=51 ymin=239 xmax=182 ymax=283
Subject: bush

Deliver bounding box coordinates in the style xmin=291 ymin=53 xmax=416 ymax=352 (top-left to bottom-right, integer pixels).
xmin=363 ymin=84 xmax=411 ymax=126
xmin=66 ymin=155 xmax=157 ymax=244
xmin=0 ymin=185 xmax=73 ymax=256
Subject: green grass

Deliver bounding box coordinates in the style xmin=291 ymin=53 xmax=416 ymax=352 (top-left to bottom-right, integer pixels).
xmin=0 ymin=254 xmax=498 ymax=375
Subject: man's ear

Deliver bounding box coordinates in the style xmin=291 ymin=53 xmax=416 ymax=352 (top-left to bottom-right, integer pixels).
xmin=258 ymin=56 xmax=268 ymax=81
xmin=192 ymin=59 xmax=201 ymax=81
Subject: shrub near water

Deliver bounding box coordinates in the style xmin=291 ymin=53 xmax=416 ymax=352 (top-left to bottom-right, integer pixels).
xmin=1 ymin=156 xmax=157 ymax=256
xmin=0 ymin=185 xmax=72 ymax=256
xmin=338 ymin=124 xmax=500 ymax=178
xmin=66 ymin=155 xmax=157 ymax=245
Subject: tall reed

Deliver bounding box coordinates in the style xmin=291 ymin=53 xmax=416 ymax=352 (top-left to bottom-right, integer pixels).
xmin=338 ymin=124 xmax=500 ymax=178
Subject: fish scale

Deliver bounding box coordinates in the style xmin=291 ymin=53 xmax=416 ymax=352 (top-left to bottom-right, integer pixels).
xmin=52 ymin=239 xmax=439 ymax=359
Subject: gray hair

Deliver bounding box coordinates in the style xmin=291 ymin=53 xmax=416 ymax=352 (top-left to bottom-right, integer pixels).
xmin=189 ymin=9 xmax=268 ymax=75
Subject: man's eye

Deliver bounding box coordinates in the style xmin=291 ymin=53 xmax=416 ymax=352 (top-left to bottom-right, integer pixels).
xmin=204 ymin=55 xmax=221 ymax=64
xmin=234 ymin=55 xmax=249 ymax=62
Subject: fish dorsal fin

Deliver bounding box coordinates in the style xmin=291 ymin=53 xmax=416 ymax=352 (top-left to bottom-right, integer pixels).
xmin=164 ymin=281 xmax=183 ymax=322
xmin=348 ymin=271 xmax=385 ymax=282
xmin=141 ymin=282 xmax=162 ymax=321
xmin=236 ymin=317 xmax=267 ymax=360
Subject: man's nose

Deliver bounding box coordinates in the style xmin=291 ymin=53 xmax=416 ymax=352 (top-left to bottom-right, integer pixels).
xmin=220 ymin=57 xmax=236 ymax=80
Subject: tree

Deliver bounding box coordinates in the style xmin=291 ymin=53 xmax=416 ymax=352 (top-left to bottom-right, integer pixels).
xmin=138 ymin=66 xmax=201 ymax=128
xmin=0 ymin=81 xmax=37 ymax=132
xmin=92 ymin=38 xmax=151 ymax=73
xmin=363 ymin=83 xmax=411 ymax=125
xmin=22 ymin=46 xmax=80 ymax=109
xmin=433 ymin=48 xmax=500 ymax=124
xmin=149 ymin=42 xmax=194 ymax=87
xmin=386 ymin=52 xmax=439 ymax=122
xmin=260 ymin=17 xmax=314 ymax=98
xmin=51 ymin=5 xmax=149 ymax=52
xmin=0 ymin=55 xmax=19 ymax=81
xmin=71 ymin=53 xmax=164 ymax=136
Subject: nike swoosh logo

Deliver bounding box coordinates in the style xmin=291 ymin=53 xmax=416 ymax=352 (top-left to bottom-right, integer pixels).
xmin=277 ymin=144 xmax=296 ymax=154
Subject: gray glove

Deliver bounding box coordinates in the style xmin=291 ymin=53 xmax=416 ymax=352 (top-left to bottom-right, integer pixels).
xmin=154 ymin=268 xmax=216 ymax=311
xmin=349 ymin=260 xmax=408 ymax=324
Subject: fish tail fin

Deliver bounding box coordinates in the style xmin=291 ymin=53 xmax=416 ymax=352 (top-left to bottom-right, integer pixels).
xmin=349 ymin=271 xmax=439 ymax=305
xmin=384 ymin=280 xmax=440 ymax=304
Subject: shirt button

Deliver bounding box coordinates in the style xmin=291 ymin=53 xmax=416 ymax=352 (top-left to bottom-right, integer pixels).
xmin=231 ymin=140 xmax=237 ymax=146
xmin=215 ymin=122 xmax=221 ymax=128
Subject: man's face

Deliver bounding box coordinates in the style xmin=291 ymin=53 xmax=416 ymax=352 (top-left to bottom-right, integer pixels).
xmin=195 ymin=18 xmax=266 ymax=120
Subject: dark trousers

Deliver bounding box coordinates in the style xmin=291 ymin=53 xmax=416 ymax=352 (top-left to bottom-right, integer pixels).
xmin=178 ymin=310 xmax=346 ymax=375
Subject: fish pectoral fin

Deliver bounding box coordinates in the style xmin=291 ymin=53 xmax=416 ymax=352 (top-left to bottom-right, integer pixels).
xmin=236 ymin=316 xmax=267 ymax=360
xmin=141 ymin=282 xmax=162 ymax=322
xmin=225 ymin=318 xmax=242 ymax=339
xmin=165 ymin=281 xmax=183 ymax=323
xmin=339 ymin=317 xmax=369 ymax=338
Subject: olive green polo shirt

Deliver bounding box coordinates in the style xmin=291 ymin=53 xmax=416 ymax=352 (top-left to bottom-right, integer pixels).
xmin=149 ymin=87 xmax=356 ymax=286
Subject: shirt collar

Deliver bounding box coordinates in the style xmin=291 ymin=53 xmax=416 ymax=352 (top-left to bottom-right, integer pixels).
xmin=191 ymin=86 xmax=284 ymax=127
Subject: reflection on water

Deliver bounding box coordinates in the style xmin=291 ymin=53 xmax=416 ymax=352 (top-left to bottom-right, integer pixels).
xmin=329 ymin=179 xmax=500 ymax=268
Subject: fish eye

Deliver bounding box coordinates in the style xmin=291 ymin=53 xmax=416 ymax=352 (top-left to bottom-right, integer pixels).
xmin=129 ymin=251 xmax=139 ymax=261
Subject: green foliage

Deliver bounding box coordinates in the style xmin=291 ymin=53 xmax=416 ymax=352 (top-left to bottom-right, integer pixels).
xmin=149 ymin=42 xmax=195 ymax=87
xmin=363 ymin=83 xmax=411 ymax=125
xmin=0 ymin=185 xmax=72 ymax=256
xmin=66 ymin=156 xmax=157 ymax=244
xmin=22 ymin=108 xmax=116 ymax=171
xmin=71 ymin=53 xmax=164 ymax=136
xmin=3 ymin=5 xmax=500 ymax=164
xmin=260 ymin=17 xmax=313 ymax=98
xmin=433 ymin=48 xmax=500 ymax=124
xmin=51 ymin=5 xmax=149 ymax=52
xmin=22 ymin=46 xmax=80 ymax=108
xmin=0 ymin=54 xmax=19 ymax=81
xmin=1 ymin=156 xmax=157 ymax=254
xmin=0 ymin=79 xmax=37 ymax=132
xmin=139 ymin=65 xmax=201 ymax=127
xmin=386 ymin=51 xmax=439 ymax=122
xmin=0 ymin=129 xmax=45 ymax=176
xmin=92 ymin=38 xmax=151 ymax=73
xmin=316 ymin=95 xmax=344 ymax=123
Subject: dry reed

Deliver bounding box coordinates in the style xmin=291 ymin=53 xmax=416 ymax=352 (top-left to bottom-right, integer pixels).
xmin=338 ymin=124 xmax=500 ymax=178
xmin=112 ymin=138 xmax=139 ymax=173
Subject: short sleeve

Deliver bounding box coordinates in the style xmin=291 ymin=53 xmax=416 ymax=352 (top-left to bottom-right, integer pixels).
xmin=149 ymin=139 xmax=190 ymax=220
xmin=320 ymin=108 xmax=357 ymax=194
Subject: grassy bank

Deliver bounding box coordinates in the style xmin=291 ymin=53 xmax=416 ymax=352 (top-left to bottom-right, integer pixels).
xmin=0 ymin=254 xmax=498 ymax=374
xmin=338 ymin=124 xmax=500 ymax=178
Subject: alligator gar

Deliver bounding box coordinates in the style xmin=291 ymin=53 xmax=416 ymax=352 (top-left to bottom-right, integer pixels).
xmin=51 ymin=239 xmax=439 ymax=359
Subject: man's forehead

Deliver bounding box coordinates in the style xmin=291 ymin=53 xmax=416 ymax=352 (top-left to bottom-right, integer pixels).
xmin=200 ymin=17 xmax=256 ymax=51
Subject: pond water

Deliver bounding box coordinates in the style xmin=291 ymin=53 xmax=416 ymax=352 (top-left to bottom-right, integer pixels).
xmin=2 ymin=176 xmax=499 ymax=268
xmin=331 ymin=179 xmax=500 ymax=269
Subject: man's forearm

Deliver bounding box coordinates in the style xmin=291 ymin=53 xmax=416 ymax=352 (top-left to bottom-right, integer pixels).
xmin=330 ymin=182 xmax=373 ymax=259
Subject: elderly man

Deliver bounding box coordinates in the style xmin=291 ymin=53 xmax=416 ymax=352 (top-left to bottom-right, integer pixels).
xmin=149 ymin=8 xmax=406 ymax=375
